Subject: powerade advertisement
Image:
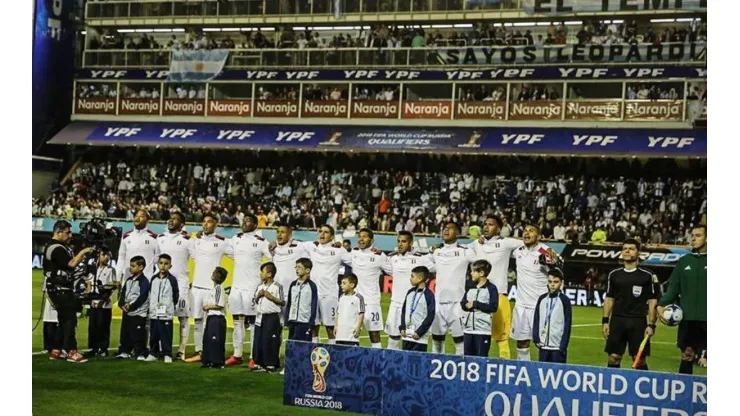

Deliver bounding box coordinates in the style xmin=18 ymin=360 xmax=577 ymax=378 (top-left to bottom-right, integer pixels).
xmin=283 ymin=341 xmax=707 ymax=415
xmin=53 ymin=122 xmax=707 ymax=157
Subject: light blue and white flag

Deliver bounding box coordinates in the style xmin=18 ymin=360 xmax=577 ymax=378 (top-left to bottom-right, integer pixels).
xmin=167 ymin=49 xmax=229 ymax=82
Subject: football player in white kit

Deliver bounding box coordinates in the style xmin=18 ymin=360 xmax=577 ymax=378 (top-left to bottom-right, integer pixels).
xmin=466 ymin=216 xmax=524 ymax=359
xmin=348 ymin=228 xmax=387 ymax=348
xmin=302 ymin=225 xmax=352 ymax=344
xmin=184 ymin=213 xmax=233 ymax=363
xmin=511 ymin=224 xmax=561 ymax=361
xmin=224 ymin=214 xmax=272 ymax=368
xmin=116 ymin=209 xmax=159 ymax=280
xmin=156 ymin=212 xmax=193 ymax=360
xmin=381 ymin=231 xmax=434 ymax=350
xmin=270 ymin=224 xmax=310 ymax=294
xmin=430 ymin=222 xmax=476 ymax=355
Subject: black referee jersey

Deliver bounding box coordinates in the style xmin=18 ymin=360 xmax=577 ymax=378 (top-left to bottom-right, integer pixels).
xmin=605 ymin=267 xmax=659 ymax=318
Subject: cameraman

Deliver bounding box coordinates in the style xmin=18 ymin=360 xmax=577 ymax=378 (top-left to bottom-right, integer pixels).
xmin=43 ymin=220 xmax=96 ymax=364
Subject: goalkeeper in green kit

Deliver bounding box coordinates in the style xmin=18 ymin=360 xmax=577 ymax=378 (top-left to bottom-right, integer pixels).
xmin=657 ymin=225 xmax=707 ymax=374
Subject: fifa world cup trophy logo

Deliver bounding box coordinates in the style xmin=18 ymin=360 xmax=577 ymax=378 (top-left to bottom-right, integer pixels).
xmin=311 ymin=347 xmax=331 ymax=393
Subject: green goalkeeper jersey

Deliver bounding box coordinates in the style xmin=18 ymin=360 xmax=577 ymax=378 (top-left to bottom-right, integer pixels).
xmin=659 ymin=252 xmax=707 ymax=322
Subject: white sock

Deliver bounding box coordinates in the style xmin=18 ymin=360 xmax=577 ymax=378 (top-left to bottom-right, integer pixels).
xmin=233 ymin=319 xmax=244 ymax=358
xmin=517 ymin=347 xmax=531 ymax=361
xmin=328 ymin=339 xmax=336 ymax=345
xmin=178 ymin=317 xmax=190 ymax=353
xmin=371 ymin=343 xmax=382 ymax=349
xmin=194 ymin=320 xmax=204 ymax=353
xmin=454 ymin=342 xmax=464 ymax=356
xmin=248 ymin=324 xmax=255 ymax=359
xmin=387 ymin=338 xmax=400 ymax=350
xmin=312 ymin=336 xmax=319 ymax=343
xmin=433 ymin=340 xmax=444 ymax=354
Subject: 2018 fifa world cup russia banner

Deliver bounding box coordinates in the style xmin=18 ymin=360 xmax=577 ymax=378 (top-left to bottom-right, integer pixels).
xmin=284 ymin=341 xmax=707 ymax=415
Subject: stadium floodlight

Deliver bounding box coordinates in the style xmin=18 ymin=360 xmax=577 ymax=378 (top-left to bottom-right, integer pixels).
xmin=564 ymin=21 xmax=583 ymax=25
xmin=676 ymin=18 xmax=700 ymax=22
xmin=117 ymin=29 xmax=135 ymax=33
xmin=153 ymin=29 xmax=173 ymax=32
xmin=611 ymin=20 xmax=624 ymax=23
xmin=221 ymin=28 xmax=241 ymax=32
xmin=172 ymin=28 xmax=185 ymax=32
xmin=432 ymin=24 xmax=453 ymax=28
xmin=454 ymin=24 xmax=473 ymax=28
xmin=202 ymin=28 xmax=221 ymax=32
xmin=650 ymin=18 xmax=676 ymax=23
xmin=536 ymin=22 xmax=552 ymax=26
xmin=293 ymin=26 xmax=306 ymax=30
xmin=513 ymin=22 xmax=536 ymax=27
xmin=81 ymin=30 xmax=86 ymax=35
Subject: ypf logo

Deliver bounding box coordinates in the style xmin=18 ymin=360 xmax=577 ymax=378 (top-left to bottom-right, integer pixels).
xmin=310 ymin=347 xmax=331 ymax=393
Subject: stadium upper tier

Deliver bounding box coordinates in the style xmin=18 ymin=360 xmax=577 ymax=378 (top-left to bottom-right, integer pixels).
xmin=84 ymin=0 xmax=703 ymax=24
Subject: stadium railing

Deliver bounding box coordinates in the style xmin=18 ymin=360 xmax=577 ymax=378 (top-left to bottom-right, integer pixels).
xmin=85 ymin=0 xmax=522 ymax=20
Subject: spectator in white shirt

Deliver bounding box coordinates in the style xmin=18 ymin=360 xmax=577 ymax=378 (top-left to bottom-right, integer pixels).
xmin=384 ymin=88 xmax=394 ymax=101
xmin=176 ymin=87 xmax=187 ymax=99
xmin=188 ymin=88 xmax=197 ymax=99
xmin=151 ymin=89 xmax=160 ymax=99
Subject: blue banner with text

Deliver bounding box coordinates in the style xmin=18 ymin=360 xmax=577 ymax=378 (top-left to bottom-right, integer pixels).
xmin=284 ymin=341 xmax=707 ymax=415
xmin=76 ymin=65 xmax=706 ymax=82
xmin=78 ymin=123 xmax=706 ymax=156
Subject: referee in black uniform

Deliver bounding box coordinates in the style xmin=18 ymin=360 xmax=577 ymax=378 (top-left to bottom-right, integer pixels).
xmin=602 ymin=238 xmax=659 ymax=371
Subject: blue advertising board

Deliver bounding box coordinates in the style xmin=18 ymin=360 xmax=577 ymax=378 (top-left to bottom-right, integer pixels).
xmin=76 ymin=65 xmax=706 ymax=82
xmin=284 ymin=341 xmax=707 ymax=415
xmin=62 ymin=122 xmax=707 ymax=156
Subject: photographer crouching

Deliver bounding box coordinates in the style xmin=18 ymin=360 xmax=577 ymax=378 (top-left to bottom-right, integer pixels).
xmin=43 ymin=220 xmax=96 ymax=363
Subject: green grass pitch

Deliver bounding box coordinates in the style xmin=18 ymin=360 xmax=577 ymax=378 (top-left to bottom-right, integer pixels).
xmin=31 ymin=270 xmax=705 ymax=415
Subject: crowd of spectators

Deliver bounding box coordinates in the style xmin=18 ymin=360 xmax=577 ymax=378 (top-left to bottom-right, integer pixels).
xmin=33 ymin=150 xmax=706 ymax=246
xmin=85 ymin=18 xmax=706 ymax=53
xmin=303 ymin=85 xmax=348 ymax=101
xmin=352 ymin=86 xmax=398 ymax=101
xmin=77 ymin=83 xmax=117 ymax=99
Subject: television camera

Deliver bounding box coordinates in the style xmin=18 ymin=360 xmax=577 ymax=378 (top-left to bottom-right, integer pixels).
xmin=71 ymin=218 xmax=123 ymax=305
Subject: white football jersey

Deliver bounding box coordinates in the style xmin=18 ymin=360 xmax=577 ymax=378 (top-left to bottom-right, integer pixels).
xmin=271 ymin=240 xmax=311 ymax=291
xmin=467 ymin=236 xmax=524 ymax=295
xmin=116 ymin=228 xmax=160 ymax=279
xmin=512 ymin=242 xmax=552 ymax=309
xmin=191 ymin=233 xmax=232 ymax=289
xmin=228 ymin=231 xmax=271 ymax=290
xmin=156 ymin=230 xmax=192 ymax=287
xmin=336 ymin=292 xmax=366 ymax=343
xmin=382 ymin=251 xmax=435 ymax=305
xmin=304 ymin=241 xmax=352 ymax=299
xmin=349 ymin=248 xmax=386 ymax=306
xmin=430 ymin=243 xmax=476 ymax=303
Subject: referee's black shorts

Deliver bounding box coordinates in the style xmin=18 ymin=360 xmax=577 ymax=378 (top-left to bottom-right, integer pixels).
xmin=605 ymin=316 xmax=650 ymax=357
xmin=677 ymin=320 xmax=707 ymax=352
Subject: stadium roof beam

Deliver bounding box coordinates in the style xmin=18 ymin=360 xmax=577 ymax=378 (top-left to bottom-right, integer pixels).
xmin=84 ymin=9 xmax=704 ymax=28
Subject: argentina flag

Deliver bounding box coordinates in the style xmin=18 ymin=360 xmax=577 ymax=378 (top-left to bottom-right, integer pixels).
xmin=167 ymin=49 xmax=230 ymax=82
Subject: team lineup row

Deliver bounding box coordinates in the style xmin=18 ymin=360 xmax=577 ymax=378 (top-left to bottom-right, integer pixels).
xmin=46 ymin=209 xmax=707 ymax=375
